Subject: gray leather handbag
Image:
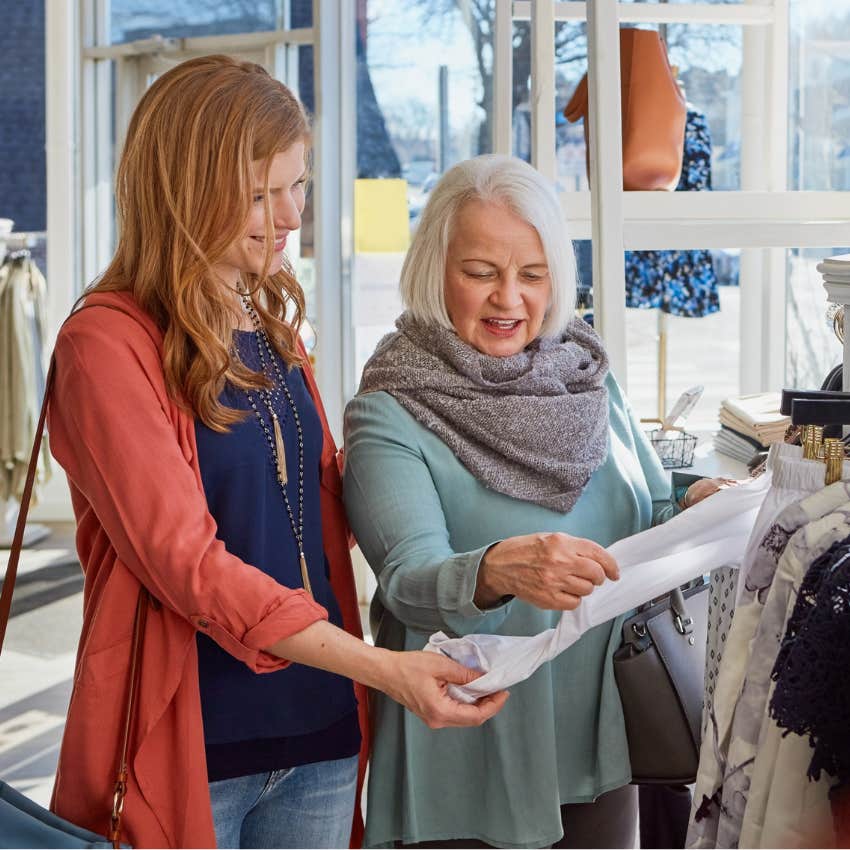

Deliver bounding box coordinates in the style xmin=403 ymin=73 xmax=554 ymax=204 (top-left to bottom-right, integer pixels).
xmin=613 ymin=577 xmax=709 ymax=785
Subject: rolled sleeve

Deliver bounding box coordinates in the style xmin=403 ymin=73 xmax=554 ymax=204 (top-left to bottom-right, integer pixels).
xmin=436 ymin=544 xmax=513 ymax=633
xmin=49 ymin=315 xmax=329 ymax=670
xmin=191 ymin=590 xmax=329 ymax=672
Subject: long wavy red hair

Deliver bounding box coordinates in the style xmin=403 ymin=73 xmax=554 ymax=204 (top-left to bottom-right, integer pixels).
xmin=87 ymin=54 xmax=309 ymax=431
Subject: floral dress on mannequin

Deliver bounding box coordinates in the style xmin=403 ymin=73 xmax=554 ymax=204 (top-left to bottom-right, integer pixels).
xmin=624 ymin=107 xmax=719 ymax=317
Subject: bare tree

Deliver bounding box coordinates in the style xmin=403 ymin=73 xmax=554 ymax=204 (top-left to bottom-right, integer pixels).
xmin=408 ymin=0 xmax=588 ymax=153
xmin=409 ymin=0 xmax=752 ymax=156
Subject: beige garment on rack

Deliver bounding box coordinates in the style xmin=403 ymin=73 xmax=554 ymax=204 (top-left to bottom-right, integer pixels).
xmin=0 ymin=256 xmax=51 ymax=503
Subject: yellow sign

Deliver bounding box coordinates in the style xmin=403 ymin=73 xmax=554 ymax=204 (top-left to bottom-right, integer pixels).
xmin=354 ymin=179 xmax=410 ymax=253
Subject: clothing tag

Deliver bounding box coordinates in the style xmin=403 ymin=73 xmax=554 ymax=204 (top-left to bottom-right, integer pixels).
xmin=661 ymin=385 xmax=703 ymax=432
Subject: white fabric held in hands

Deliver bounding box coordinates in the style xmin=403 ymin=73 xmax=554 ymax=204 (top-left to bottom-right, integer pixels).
xmin=426 ymin=473 xmax=771 ymax=703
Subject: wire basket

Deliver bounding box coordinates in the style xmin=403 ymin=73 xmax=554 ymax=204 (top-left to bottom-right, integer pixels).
xmin=647 ymin=429 xmax=698 ymax=469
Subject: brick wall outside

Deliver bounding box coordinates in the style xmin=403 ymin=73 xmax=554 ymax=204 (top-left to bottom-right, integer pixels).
xmin=0 ymin=0 xmax=46 ymax=234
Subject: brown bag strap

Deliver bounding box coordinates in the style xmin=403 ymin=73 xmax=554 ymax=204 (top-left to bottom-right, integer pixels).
xmin=109 ymin=586 xmax=148 ymax=848
xmin=0 ymin=299 xmax=151 ymax=848
xmin=0 ymin=358 xmax=55 ymax=653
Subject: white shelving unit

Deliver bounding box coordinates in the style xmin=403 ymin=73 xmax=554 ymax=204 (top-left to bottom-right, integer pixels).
xmin=492 ymin=0 xmax=846 ymax=395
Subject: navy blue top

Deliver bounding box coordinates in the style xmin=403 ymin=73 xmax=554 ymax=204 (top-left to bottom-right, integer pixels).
xmin=194 ymin=330 xmax=359 ymax=781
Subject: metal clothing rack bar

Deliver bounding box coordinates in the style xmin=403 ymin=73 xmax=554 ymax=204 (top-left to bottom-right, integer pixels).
xmin=0 ymin=232 xmax=38 ymax=253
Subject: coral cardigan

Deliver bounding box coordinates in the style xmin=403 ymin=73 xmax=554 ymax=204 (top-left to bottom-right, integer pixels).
xmin=47 ymin=292 xmax=369 ymax=848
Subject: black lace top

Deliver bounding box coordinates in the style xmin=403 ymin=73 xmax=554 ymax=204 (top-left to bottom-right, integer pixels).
xmin=769 ymin=535 xmax=850 ymax=791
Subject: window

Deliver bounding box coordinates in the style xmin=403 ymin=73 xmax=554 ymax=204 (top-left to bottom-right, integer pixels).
xmin=350 ymin=0 xmax=495 ymax=384
xmin=785 ymin=1 xmax=850 ymax=389
xmin=789 ymin=0 xmax=850 ymax=192
xmin=109 ymin=0 xmax=296 ymax=44
xmin=627 ymin=282 xmax=741 ymax=430
xmin=494 ymin=0 xmax=850 ymax=428
xmin=78 ymin=1 xmax=316 ymax=302
xmin=787 ymin=246 xmax=850 ymax=391
xmin=62 ymin=0 xmax=850 ymax=435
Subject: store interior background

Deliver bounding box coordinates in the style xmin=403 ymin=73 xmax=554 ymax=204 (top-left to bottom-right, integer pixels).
xmin=0 ymin=0 xmax=848 ymax=811
xmin=5 ymin=2 xmax=850 ymax=510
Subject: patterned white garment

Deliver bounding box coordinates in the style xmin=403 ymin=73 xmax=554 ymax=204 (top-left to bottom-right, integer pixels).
xmin=719 ymin=505 xmax=850 ymax=848
xmin=702 ymin=445 xmax=817 ymax=736
xmin=427 ymin=473 xmax=771 ymax=703
xmin=688 ymin=477 xmax=850 ymax=849
xmin=703 ymin=566 xmax=738 ymax=736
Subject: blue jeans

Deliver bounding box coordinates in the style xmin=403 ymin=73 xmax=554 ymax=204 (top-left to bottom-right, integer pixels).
xmin=208 ymin=755 xmax=358 ymax=848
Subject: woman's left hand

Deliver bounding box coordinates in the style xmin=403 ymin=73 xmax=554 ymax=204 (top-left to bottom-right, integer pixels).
xmin=681 ymin=477 xmax=738 ymax=509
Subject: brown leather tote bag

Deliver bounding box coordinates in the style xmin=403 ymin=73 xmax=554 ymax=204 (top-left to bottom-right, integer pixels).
xmin=564 ymin=28 xmax=687 ymax=191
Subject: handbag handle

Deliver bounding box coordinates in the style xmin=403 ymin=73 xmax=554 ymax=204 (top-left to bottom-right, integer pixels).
xmin=0 ymin=301 xmax=150 ymax=848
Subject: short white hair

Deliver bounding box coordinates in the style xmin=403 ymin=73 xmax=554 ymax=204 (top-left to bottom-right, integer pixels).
xmin=400 ymin=154 xmax=577 ymax=338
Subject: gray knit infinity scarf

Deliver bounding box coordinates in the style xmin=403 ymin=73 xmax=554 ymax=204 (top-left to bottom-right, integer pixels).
xmin=357 ymin=312 xmax=610 ymax=513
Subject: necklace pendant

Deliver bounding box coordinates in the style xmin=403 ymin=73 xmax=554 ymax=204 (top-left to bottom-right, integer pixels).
xmin=272 ymin=414 xmax=288 ymax=484
xmin=299 ymin=552 xmax=313 ymax=597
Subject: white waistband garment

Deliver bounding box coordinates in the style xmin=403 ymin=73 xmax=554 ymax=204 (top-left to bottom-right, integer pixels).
xmin=734 ymin=444 xmax=850 ymax=603
xmin=426 ymin=473 xmax=772 ymax=703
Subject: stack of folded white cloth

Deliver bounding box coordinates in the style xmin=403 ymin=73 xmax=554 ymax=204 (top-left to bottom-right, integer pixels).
xmin=714 ymin=392 xmax=790 ymax=463
xmin=714 ymin=427 xmax=766 ymax=465
xmin=817 ymin=253 xmax=850 ymax=285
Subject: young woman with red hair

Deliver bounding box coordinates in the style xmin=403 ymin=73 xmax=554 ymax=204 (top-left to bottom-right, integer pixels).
xmin=47 ymin=55 xmax=506 ymax=849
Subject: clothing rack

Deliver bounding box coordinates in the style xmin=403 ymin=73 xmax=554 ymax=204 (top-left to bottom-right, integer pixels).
xmin=0 ymin=223 xmax=50 ymax=548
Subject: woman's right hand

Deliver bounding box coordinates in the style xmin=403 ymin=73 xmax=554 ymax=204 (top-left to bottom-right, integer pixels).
xmin=374 ymin=649 xmax=510 ymax=729
xmin=474 ymin=532 xmax=619 ymax=611
xmin=266 ymin=620 xmax=508 ymax=728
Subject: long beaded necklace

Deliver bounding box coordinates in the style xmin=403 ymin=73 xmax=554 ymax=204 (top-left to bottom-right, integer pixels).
xmin=236 ymin=288 xmax=313 ymax=597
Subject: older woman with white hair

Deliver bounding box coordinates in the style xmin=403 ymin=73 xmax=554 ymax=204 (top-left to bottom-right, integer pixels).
xmin=343 ymin=154 xmax=713 ymax=848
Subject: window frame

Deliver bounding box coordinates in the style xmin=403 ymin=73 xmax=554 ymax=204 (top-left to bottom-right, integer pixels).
xmin=50 ymin=1 xmax=850 ymax=436
xmin=50 ymin=0 xmax=355 ymax=438
xmin=494 ymin=0 xmax=847 ymax=396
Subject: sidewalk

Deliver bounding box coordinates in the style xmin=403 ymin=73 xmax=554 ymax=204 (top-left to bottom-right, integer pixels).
xmin=0 ymin=524 xmax=80 ymax=807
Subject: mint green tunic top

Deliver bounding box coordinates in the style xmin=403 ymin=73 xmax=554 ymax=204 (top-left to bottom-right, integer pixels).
xmin=343 ymin=374 xmax=673 ymax=848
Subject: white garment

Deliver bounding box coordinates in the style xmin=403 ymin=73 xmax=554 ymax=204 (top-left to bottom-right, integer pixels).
xmin=721 ymin=500 xmax=850 ymax=848
xmin=703 ymin=445 xmax=820 ymax=737
xmin=735 ymin=444 xmax=831 ymax=603
xmin=688 ymin=457 xmax=850 ymax=849
xmin=426 ymin=473 xmax=771 ymax=703
xmin=0 ymin=256 xmax=51 ymax=502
